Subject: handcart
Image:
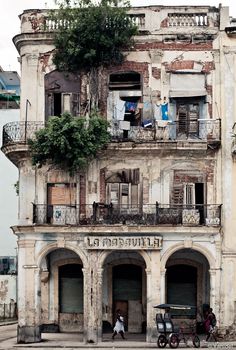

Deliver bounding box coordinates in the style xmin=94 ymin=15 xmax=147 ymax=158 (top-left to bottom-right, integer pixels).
xmin=154 ymin=303 xmax=200 ymax=348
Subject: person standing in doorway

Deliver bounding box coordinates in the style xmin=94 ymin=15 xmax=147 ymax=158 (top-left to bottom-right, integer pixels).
xmin=112 ymin=309 xmax=126 ymax=340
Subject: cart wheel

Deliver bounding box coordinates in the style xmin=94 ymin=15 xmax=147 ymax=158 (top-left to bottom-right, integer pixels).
xmin=193 ymin=335 xmax=200 ymax=348
xmin=157 ymin=334 xmax=167 ymax=348
xmin=169 ymin=334 xmax=179 ymax=348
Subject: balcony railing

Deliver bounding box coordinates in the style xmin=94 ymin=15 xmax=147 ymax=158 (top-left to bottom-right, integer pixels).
xmin=2 ymin=121 xmax=44 ymax=147
xmin=28 ymin=13 xmax=146 ymax=32
xmin=167 ymin=13 xmax=208 ymax=27
xmin=110 ymin=119 xmax=221 ymax=143
xmin=33 ymin=203 xmax=222 ymax=227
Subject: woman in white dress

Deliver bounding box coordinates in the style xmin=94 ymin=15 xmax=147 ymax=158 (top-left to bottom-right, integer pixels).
xmin=112 ymin=309 xmax=126 ymax=340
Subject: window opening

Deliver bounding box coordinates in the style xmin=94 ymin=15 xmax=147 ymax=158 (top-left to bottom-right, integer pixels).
xmin=54 ymin=93 xmax=62 ymax=116
xmin=109 ymin=72 xmax=141 ymax=90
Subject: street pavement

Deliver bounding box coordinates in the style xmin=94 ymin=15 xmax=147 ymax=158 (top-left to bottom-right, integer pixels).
xmin=1 ymin=323 xmax=236 ymax=349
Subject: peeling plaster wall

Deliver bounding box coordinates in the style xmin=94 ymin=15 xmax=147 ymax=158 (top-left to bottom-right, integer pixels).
xmin=0 ymin=275 xmax=16 ymax=303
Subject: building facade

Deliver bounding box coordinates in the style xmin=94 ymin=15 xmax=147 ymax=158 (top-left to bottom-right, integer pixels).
xmin=1 ymin=4 xmax=236 ymax=344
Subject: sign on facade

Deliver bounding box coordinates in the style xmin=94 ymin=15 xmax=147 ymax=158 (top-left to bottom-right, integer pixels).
xmin=85 ymin=236 xmax=162 ymax=250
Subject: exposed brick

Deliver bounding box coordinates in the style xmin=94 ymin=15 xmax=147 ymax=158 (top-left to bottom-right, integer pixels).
xmin=134 ymin=42 xmax=213 ymax=51
xmin=164 ymin=60 xmax=194 ymax=71
xmin=202 ymin=61 xmax=215 ymax=72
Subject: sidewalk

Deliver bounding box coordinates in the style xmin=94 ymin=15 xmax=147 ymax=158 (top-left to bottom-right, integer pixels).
xmin=2 ymin=325 xmax=236 ymax=349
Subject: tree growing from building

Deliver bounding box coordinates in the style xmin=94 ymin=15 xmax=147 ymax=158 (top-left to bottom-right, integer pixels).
xmin=51 ymin=0 xmax=137 ymax=108
xmin=28 ymin=112 xmax=110 ymax=174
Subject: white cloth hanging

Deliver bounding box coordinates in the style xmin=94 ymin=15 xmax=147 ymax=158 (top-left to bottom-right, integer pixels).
xmin=114 ymin=99 xmax=126 ymax=121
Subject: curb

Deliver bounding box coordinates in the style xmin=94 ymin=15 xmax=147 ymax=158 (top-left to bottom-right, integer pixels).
xmin=0 ymin=321 xmax=17 ymax=327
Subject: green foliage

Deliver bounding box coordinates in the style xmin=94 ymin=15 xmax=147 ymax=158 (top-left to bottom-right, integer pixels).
xmin=28 ymin=112 xmax=110 ymax=173
xmin=51 ymin=0 xmax=138 ymax=71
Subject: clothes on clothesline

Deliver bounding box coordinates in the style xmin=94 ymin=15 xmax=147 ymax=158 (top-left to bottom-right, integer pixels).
xmin=161 ymin=102 xmax=168 ymax=120
xmin=125 ymin=101 xmax=138 ymax=112
xmin=156 ymin=120 xmax=169 ymax=128
xmin=114 ymin=99 xmax=126 ymax=121
xmin=142 ymin=119 xmax=153 ymax=128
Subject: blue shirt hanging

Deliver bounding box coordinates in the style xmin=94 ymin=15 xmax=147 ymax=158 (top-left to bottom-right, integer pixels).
xmin=161 ymin=103 xmax=168 ymax=120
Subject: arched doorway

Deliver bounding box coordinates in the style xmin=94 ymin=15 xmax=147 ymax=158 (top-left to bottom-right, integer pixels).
xmin=166 ymin=248 xmax=210 ymax=319
xmin=102 ymin=251 xmax=146 ymax=338
xmin=39 ymin=248 xmax=84 ymax=333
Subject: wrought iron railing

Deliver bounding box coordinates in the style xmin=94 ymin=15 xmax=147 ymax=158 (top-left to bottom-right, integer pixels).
xmin=110 ymin=119 xmax=221 ymax=143
xmin=33 ymin=203 xmax=222 ymax=226
xmin=2 ymin=121 xmax=44 ymax=147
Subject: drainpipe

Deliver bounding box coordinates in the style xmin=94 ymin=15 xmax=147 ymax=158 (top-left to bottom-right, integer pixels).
xmin=25 ymin=99 xmax=31 ymax=142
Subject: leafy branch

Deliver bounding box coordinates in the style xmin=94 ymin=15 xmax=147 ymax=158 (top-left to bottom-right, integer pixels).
xmin=28 ymin=112 xmax=110 ymax=174
xmin=51 ymin=0 xmax=138 ymax=71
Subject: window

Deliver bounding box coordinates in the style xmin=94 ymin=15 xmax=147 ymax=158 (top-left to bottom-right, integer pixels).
xmin=109 ymin=71 xmax=141 ymax=90
xmin=106 ymin=169 xmax=140 ymax=209
xmin=46 ymin=92 xmax=80 ymax=118
xmin=45 ymin=71 xmax=80 ymax=119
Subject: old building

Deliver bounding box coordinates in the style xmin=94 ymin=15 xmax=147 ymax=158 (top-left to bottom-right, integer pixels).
xmin=0 ymin=69 xmax=19 ymax=255
xmin=1 ymin=3 xmax=236 ymax=344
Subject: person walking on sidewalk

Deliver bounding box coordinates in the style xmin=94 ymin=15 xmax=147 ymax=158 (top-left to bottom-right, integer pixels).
xmin=112 ymin=309 xmax=126 ymax=340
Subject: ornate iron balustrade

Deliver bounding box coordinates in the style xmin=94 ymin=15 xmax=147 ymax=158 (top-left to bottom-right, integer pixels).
xmin=110 ymin=119 xmax=221 ymax=143
xmin=2 ymin=121 xmax=44 ymax=147
xmin=33 ymin=203 xmax=222 ymax=226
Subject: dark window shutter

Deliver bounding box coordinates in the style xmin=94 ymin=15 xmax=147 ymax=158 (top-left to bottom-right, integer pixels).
xmin=171 ymin=185 xmax=184 ymax=205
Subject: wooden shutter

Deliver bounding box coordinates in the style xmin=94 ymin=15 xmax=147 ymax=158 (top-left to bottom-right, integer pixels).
xmin=178 ymin=104 xmax=188 ymax=133
xmin=62 ymin=93 xmax=71 ymax=113
xmin=71 ymin=93 xmax=80 ymax=116
xmin=46 ymin=93 xmax=53 ymax=119
xmin=184 ymin=183 xmax=195 ymax=207
xmin=188 ymin=103 xmax=199 ymax=135
xmin=171 ymin=184 xmax=184 ymax=205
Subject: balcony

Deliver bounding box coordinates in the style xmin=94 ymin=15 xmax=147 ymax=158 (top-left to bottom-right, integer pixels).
xmin=33 ymin=203 xmax=222 ymax=227
xmin=2 ymin=121 xmax=44 ymax=147
xmin=110 ymin=119 xmax=221 ymax=148
xmin=1 ymin=121 xmax=44 ymax=165
xmin=167 ymin=13 xmax=208 ymax=27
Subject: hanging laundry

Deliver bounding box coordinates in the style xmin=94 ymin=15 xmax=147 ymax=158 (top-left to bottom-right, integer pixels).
xmin=125 ymin=101 xmax=137 ymax=112
xmin=119 ymin=121 xmax=130 ymax=130
xmin=142 ymin=119 xmax=153 ymax=128
xmin=114 ymin=99 xmax=126 ymax=121
xmin=153 ymin=103 xmax=162 ymax=120
xmin=157 ymin=120 xmax=169 ymax=128
xmin=161 ymin=102 xmax=168 ymax=120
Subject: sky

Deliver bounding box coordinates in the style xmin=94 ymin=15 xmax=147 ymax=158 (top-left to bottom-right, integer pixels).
xmin=0 ymin=0 xmax=236 ymax=74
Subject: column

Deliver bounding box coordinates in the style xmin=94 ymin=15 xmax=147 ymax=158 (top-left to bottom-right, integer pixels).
xmin=160 ymin=268 xmax=166 ymax=304
xmin=146 ymin=250 xmax=161 ymax=343
xmin=96 ymin=268 xmax=104 ymax=342
xmin=209 ymin=268 xmax=216 ymax=310
xmin=83 ymin=251 xmax=100 ymax=343
xmin=17 ymin=240 xmax=41 ymax=343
